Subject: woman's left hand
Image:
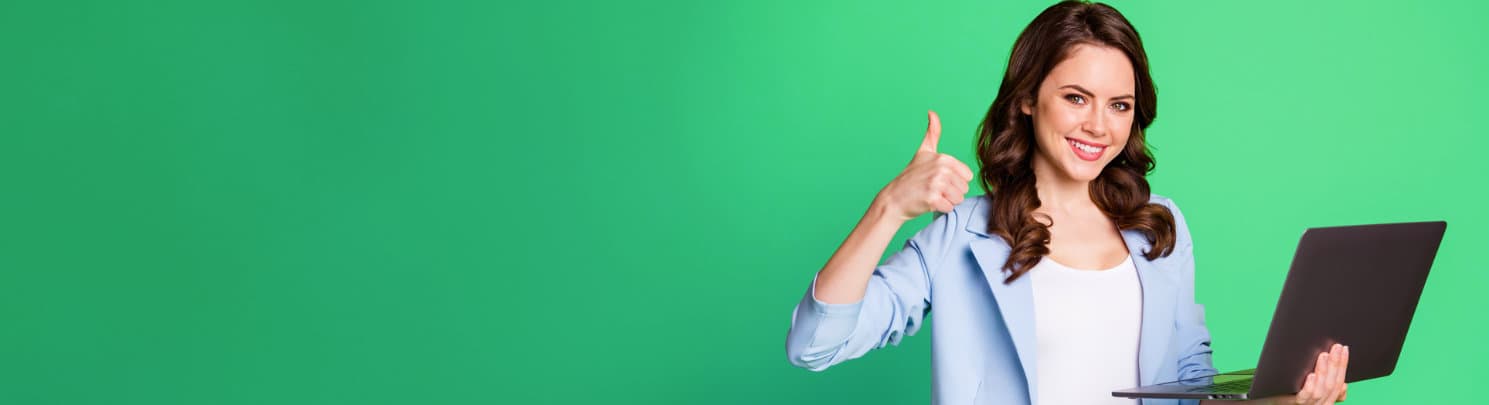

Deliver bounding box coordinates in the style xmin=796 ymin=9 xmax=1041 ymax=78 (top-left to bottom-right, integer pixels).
xmin=1267 ymin=343 xmax=1350 ymax=404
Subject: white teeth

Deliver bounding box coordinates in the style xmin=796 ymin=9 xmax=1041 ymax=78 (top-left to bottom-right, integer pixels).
xmin=1068 ymin=139 xmax=1102 ymax=154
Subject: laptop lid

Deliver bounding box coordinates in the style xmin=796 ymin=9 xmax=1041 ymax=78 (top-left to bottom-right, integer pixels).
xmin=1247 ymin=221 xmax=1446 ymax=397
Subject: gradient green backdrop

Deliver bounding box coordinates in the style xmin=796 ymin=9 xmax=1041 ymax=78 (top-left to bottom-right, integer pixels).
xmin=2 ymin=0 xmax=1485 ymax=403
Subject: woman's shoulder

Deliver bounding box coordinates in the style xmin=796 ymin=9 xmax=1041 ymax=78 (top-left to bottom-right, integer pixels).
xmin=897 ymin=195 xmax=989 ymax=255
xmin=1146 ymin=193 xmax=1194 ymax=250
xmin=943 ymin=194 xmax=992 ymax=238
xmin=1147 ymin=193 xmax=1188 ymax=223
xmin=1148 ymin=193 xmax=1179 ymax=209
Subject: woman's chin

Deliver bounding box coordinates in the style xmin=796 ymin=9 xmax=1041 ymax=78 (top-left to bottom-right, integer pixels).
xmin=1059 ymin=163 xmax=1105 ymax=183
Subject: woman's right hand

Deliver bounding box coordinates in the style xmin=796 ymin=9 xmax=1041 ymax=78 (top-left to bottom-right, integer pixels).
xmin=809 ymin=110 xmax=974 ymax=305
xmin=875 ymin=110 xmax=976 ymax=222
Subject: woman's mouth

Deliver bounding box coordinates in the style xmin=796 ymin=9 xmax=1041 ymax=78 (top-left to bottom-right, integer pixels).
xmin=1066 ymin=137 xmax=1107 ymax=162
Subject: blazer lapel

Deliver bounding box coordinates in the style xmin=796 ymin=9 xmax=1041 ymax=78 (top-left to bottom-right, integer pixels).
xmin=969 ymin=237 xmax=1038 ymax=405
xmin=1123 ymin=229 xmax=1178 ymax=386
xmin=963 ymin=196 xmax=1179 ymax=398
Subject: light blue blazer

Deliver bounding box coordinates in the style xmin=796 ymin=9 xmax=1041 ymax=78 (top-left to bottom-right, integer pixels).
xmin=786 ymin=193 xmax=1217 ymax=405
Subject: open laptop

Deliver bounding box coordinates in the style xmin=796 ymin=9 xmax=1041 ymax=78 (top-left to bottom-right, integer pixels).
xmin=1113 ymin=221 xmax=1447 ymax=400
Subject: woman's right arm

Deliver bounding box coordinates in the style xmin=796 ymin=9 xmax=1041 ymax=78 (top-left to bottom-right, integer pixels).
xmin=785 ymin=111 xmax=974 ymax=371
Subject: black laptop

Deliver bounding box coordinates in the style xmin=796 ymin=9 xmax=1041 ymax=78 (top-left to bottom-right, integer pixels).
xmin=1113 ymin=221 xmax=1447 ymax=400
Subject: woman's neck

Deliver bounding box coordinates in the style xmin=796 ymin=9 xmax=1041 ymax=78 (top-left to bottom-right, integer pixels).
xmin=1031 ymin=155 xmax=1095 ymax=215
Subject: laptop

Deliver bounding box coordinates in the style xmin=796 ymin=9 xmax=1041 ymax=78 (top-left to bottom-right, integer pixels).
xmin=1113 ymin=221 xmax=1447 ymax=400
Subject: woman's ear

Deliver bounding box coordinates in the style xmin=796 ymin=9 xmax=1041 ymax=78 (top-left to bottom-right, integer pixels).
xmin=1019 ymin=97 xmax=1034 ymax=116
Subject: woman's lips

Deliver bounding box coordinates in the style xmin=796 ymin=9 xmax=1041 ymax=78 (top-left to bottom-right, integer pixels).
xmin=1066 ymin=137 xmax=1107 ymax=162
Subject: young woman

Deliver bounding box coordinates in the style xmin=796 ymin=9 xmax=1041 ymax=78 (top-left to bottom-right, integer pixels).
xmin=784 ymin=2 xmax=1349 ymax=404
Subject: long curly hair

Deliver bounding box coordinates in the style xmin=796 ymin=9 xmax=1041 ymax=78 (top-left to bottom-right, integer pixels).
xmin=976 ymin=0 xmax=1175 ymax=284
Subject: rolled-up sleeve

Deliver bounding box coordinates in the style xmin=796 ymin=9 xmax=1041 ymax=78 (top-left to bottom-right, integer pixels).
xmin=785 ymin=209 xmax=959 ymax=371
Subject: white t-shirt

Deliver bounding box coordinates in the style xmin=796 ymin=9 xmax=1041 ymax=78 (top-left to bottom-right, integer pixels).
xmin=1029 ymin=254 xmax=1141 ymax=405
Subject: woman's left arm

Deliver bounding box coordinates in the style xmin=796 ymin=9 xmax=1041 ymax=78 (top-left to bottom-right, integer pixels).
xmin=1166 ymin=199 xmax=1219 ymax=383
xmin=1167 ymin=198 xmax=1351 ymax=404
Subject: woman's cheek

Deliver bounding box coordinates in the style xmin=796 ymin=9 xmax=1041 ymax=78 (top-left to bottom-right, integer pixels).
xmin=1050 ymin=110 xmax=1083 ymax=135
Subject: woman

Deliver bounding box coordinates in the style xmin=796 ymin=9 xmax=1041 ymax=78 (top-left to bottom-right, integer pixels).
xmin=784 ymin=2 xmax=1349 ymax=404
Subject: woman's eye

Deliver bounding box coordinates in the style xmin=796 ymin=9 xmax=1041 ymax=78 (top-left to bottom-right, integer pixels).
xmin=1065 ymin=94 xmax=1086 ymax=105
xmin=1111 ymin=102 xmax=1131 ymax=112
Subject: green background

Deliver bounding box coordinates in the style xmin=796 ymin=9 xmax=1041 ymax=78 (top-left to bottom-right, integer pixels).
xmin=2 ymin=0 xmax=1484 ymax=403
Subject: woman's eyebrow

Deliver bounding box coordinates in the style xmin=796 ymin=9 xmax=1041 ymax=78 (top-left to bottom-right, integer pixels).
xmin=1058 ymin=84 xmax=1134 ymax=101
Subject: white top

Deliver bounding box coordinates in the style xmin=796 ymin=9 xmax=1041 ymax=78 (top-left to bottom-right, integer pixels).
xmin=1029 ymin=254 xmax=1141 ymax=405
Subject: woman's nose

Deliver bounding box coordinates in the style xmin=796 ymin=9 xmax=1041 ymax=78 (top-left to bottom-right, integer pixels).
xmin=1081 ymin=108 xmax=1107 ymax=138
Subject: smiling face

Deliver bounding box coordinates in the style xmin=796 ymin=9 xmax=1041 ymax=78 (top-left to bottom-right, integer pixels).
xmin=1021 ymin=43 xmax=1137 ymax=183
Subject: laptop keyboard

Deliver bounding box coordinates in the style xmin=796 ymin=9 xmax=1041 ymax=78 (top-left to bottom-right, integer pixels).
xmin=1186 ymin=378 xmax=1253 ymax=393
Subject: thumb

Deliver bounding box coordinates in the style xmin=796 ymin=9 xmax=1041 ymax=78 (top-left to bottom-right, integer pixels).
xmin=919 ymin=110 xmax=942 ymax=152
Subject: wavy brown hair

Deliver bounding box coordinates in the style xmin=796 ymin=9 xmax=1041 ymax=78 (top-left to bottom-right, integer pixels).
xmin=976 ymin=0 xmax=1175 ymax=284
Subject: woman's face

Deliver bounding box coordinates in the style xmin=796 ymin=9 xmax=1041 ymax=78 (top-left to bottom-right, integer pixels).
xmin=1021 ymin=43 xmax=1136 ymax=183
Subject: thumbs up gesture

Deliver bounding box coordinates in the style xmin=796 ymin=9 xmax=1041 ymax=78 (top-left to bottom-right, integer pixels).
xmin=875 ymin=110 xmax=975 ymax=222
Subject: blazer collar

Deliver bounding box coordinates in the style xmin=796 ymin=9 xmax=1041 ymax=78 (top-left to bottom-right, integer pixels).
xmin=966 ymin=195 xmax=1180 ymax=401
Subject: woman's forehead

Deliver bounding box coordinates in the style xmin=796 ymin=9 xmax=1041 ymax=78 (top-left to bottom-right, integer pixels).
xmin=1043 ymin=44 xmax=1135 ymax=97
